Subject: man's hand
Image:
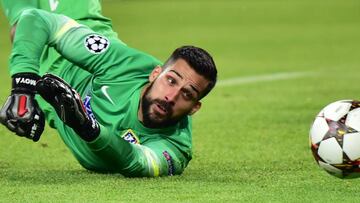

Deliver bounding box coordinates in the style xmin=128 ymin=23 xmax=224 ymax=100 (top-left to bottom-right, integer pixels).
xmin=0 ymin=73 xmax=45 ymax=141
xmin=36 ymin=73 xmax=99 ymax=141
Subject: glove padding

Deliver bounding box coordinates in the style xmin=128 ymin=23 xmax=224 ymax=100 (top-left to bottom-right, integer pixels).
xmin=0 ymin=73 xmax=45 ymax=141
xmin=36 ymin=73 xmax=99 ymax=141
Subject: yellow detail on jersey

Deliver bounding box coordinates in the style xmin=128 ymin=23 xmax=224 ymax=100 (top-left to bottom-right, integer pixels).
xmin=133 ymin=144 xmax=161 ymax=177
xmin=54 ymin=19 xmax=80 ymax=42
xmin=144 ymin=149 xmax=160 ymax=177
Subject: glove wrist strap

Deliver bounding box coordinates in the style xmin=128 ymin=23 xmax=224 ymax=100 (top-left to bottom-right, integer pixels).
xmin=11 ymin=73 xmax=41 ymax=94
xmin=76 ymin=121 xmax=100 ymax=142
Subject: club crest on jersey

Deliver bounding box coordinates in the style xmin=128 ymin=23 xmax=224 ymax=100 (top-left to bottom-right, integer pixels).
xmin=121 ymin=129 xmax=140 ymax=144
xmin=84 ymin=34 xmax=110 ymax=54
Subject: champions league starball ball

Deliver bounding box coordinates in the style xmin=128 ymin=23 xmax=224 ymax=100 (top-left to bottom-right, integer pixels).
xmin=309 ymin=100 xmax=360 ymax=178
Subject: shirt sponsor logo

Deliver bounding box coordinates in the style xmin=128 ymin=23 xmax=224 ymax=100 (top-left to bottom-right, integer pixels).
xmin=162 ymin=151 xmax=175 ymax=176
xmin=121 ymin=129 xmax=140 ymax=144
xmin=84 ymin=34 xmax=110 ymax=54
xmin=83 ymin=95 xmax=97 ymax=123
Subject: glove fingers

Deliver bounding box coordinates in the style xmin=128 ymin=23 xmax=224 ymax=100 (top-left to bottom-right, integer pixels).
xmin=15 ymin=125 xmax=26 ymax=137
xmin=36 ymin=78 xmax=55 ymax=104
xmin=40 ymin=73 xmax=73 ymax=92
xmin=36 ymin=74 xmax=99 ymax=141
xmin=6 ymin=119 xmax=17 ymax=132
xmin=37 ymin=74 xmax=83 ymax=127
xmin=0 ymin=96 xmax=13 ymax=125
xmin=0 ymin=95 xmax=45 ymax=141
xmin=4 ymin=119 xmax=29 ymax=138
xmin=37 ymin=77 xmax=62 ymax=103
xmin=37 ymin=74 xmax=73 ymax=104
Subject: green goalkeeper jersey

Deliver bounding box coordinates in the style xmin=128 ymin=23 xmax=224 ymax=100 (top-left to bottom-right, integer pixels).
xmin=9 ymin=8 xmax=192 ymax=177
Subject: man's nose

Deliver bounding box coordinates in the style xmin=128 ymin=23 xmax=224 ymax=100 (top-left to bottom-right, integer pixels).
xmin=165 ymin=88 xmax=180 ymax=103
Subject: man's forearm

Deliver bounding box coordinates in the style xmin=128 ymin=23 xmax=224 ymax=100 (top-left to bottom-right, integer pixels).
xmin=1 ymin=0 xmax=38 ymax=26
xmin=10 ymin=8 xmax=74 ymax=76
xmin=9 ymin=8 xmax=119 ymax=77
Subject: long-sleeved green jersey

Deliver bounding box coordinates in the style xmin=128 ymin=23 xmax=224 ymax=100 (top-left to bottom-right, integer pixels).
xmin=9 ymin=8 xmax=193 ymax=177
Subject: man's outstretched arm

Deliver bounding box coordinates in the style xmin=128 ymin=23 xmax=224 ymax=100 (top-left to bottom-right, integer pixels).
xmin=10 ymin=8 xmax=128 ymax=77
xmin=0 ymin=2 xmax=47 ymax=141
xmin=1 ymin=0 xmax=39 ymax=42
xmin=1 ymin=0 xmax=38 ymax=26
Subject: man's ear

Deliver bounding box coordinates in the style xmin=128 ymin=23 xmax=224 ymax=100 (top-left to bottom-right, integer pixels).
xmin=149 ymin=65 xmax=163 ymax=82
xmin=189 ymin=101 xmax=202 ymax=115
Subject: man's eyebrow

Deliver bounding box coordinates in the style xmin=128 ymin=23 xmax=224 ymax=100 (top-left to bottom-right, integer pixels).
xmin=169 ymin=70 xmax=200 ymax=96
xmin=190 ymin=85 xmax=200 ymax=96
xmin=169 ymin=70 xmax=183 ymax=79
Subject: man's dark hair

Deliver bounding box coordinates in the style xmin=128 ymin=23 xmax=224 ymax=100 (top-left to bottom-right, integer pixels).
xmin=163 ymin=45 xmax=217 ymax=99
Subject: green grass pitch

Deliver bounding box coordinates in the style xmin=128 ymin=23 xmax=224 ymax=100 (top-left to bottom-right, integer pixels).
xmin=1 ymin=0 xmax=360 ymax=202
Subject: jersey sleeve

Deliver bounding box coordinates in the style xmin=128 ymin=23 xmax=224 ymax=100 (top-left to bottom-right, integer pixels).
xmin=88 ymin=126 xmax=188 ymax=177
xmin=9 ymin=8 xmax=129 ymax=77
xmin=1 ymin=0 xmax=39 ymax=26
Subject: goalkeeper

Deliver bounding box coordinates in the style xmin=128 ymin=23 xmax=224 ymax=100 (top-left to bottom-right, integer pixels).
xmin=0 ymin=3 xmax=217 ymax=177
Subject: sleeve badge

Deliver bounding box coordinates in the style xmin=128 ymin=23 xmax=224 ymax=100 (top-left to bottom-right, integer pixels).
xmin=84 ymin=34 xmax=110 ymax=54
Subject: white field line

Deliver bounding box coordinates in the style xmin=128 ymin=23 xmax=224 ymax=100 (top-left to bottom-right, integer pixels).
xmin=217 ymin=71 xmax=313 ymax=87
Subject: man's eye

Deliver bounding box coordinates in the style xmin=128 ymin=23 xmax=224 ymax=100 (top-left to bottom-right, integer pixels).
xmin=183 ymin=91 xmax=194 ymax=100
xmin=167 ymin=77 xmax=175 ymax=85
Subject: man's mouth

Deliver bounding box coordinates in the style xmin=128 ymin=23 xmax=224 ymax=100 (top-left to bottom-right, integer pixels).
xmin=153 ymin=101 xmax=172 ymax=116
xmin=157 ymin=104 xmax=167 ymax=113
xmin=154 ymin=103 xmax=167 ymax=116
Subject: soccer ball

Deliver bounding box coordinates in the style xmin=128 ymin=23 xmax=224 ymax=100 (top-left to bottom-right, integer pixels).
xmin=309 ymin=100 xmax=360 ymax=178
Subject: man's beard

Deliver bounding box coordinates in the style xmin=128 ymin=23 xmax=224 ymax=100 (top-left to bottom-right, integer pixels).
xmin=141 ymin=83 xmax=181 ymax=128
